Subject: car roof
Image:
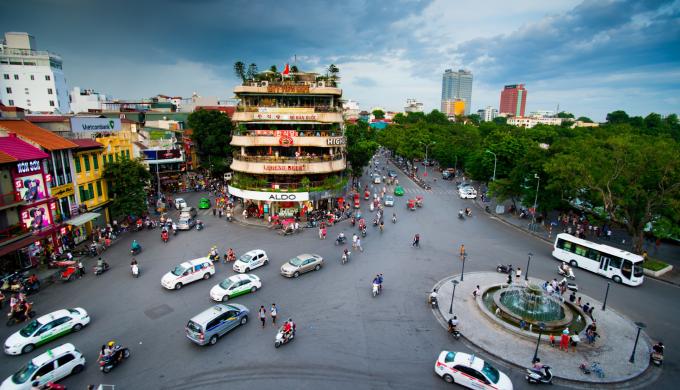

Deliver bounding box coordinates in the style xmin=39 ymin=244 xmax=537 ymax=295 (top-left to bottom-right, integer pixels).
xmin=227 ymin=274 xmax=249 ymax=282
xmin=297 ymin=253 xmax=320 ymax=259
xmin=441 ymin=351 xmax=485 ymax=370
xmin=34 ymin=309 xmax=72 ymax=324
xmin=182 ymin=257 xmax=210 ymax=267
xmin=243 ymin=249 xmax=264 ymax=256
xmin=191 ymin=304 xmax=247 ymax=324
xmin=31 ymin=343 xmax=77 ymax=366
xmin=175 ymin=198 xmax=185 ymax=201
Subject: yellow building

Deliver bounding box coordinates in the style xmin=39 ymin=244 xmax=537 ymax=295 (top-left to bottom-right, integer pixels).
xmin=441 ymin=99 xmax=466 ymax=117
xmin=95 ymin=129 xmax=134 ymax=165
xmin=71 ymin=139 xmax=110 ymax=233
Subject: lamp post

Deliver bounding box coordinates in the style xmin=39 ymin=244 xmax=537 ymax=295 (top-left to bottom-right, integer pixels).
xmin=448 ymin=279 xmax=460 ymax=315
xmin=531 ymin=173 xmax=540 ymax=231
xmin=532 ymin=322 xmax=546 ymax=363
xmin=602 ymin=282 xmax=611 ymax=311
xmin=485 ymin=150 xmax=497 ymax=181
xmin=420 ymin=141 xmax=436 ymax=178
xmin=460 ymin=254 xmax=467 ymax=281
xmin=525 ymin=252 xmax=533 ymax=281
xmin=629 ymin=322 xmax=646 ymax=363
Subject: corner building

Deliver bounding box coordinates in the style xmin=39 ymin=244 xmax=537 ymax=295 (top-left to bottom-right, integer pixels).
xmin=229 ymin=74 xmax=347 ymax=219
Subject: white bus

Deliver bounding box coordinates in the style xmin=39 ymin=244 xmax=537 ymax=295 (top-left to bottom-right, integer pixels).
xmin=552 ymin=233 xmax=644 ymax=286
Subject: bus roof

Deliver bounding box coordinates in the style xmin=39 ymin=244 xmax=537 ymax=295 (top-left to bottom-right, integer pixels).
xmin=555 ymin=233 xmax=644 ymax=262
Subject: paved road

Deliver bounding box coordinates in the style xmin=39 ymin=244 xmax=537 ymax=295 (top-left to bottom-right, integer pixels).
xmin=0 ymin=157 xmax=677 ymax=389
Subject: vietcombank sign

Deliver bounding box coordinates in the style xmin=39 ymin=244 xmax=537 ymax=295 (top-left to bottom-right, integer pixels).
xmin=70 ymin=117 xmax=121 ymax=132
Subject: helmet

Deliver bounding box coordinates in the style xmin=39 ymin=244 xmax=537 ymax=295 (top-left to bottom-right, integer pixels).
xmin=108 ymin=341 xmax=115 ymax=347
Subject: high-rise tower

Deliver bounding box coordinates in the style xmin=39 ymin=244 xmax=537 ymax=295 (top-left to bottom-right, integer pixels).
xmin=441 ymin=69 xmax=473 ymax=115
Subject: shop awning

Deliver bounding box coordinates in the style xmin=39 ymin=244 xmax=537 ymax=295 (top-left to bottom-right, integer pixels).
xmin=64 ymin=212 xmax=101 ymax=226
xmin=0 ymin=235 xmax=38 ymax=257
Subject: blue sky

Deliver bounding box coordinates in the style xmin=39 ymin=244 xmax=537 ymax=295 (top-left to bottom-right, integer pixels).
xmin=3 ymin=0 xmax=679 ymax=120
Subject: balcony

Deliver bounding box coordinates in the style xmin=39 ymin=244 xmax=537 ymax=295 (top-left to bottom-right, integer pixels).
xmin=230 ymin=176 xmax=348 ymax=193
xmin=231 ymin=134 xmax=345 ymax=148
xmin=234 ymin=82 xmax=341 ymax=96
xmin=0 ymin=223 xmax=31 ymax=245
xmin=231 ymin=153 xmax=346 ymax=175
xmin=232 ymin=111 xmax=343 ymax=123
xmin=0 ymin=192 xmax=25 ymax=211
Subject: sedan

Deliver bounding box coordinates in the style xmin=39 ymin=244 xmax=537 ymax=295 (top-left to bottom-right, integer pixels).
xmin=281 ymin=254 xmax=323 ymax=278
xmin=210 ymin=274 xmax=261 ymax=302
xmin=199 ymin=197 xmax=211 ymax=209
xmin=434 ymin=351 xmax=513 ymax=390
xmin=387 ymin=170 xmax=397 ymax=178
xmin=373 ymin=176 xmax=382 ymax=184
xmin=459 ymin=187 xmax=477 ymax=199
xmin=4 ymin=308 xmax=90 ymax=355
xmin=174 ymin=198 xmax=188 ymax=210
xmin=394 ymin=186 xmax=404 ymax=196
xmin=384 ymin=195 xmax=395 ymax=207
xmin=176 ymin=217 xmax=196 ymax=230
xmin=233 ymin=249 xmax=269 ymax=273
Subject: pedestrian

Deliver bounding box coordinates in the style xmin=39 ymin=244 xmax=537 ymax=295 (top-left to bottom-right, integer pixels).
xmin=357 ymin=237 xmax=363 ymax=252
xmin=606 ymin=229 xmax=612 ymax=241
xmin=519 ymin=320 xmax=526 ymax=330
xmin=259 ymin=306 xmax=266 ymax=327
xmin=213 ymin=208 xmax=217 ymax=217
xmin=550 ymin=334 xmax=556 ymax=347
xmin=569 ymin=291 xmax=576 ymax=303
xmin=77 ymin=260 xmax=85 ymax=277
xmin=560 ymin=329 xmax=570 ymax=351
xmin=0 ymin=290 xmax=4 ymax=310
xmin=472 ymin=285 xmax=480 ymax=298
xmin=270 ymin=303 xmax=277 ymax=324
xmin=576 ymin=296 xmax=582 ymax=306
xmin=506 ymin=273 xmax=512 ymax=285
xmin=588 ymin=306 xmax=595 ymax=321
xmin=459 ymin=244 xmax=466 ymax=259
xmin=412 ymin=233 xmax=420 ymax=247
xmin=319 ymin=227 xmax=323 ymax=239
xmin=322 ymin=226 xmax=327 ymax=239
xmin=515 ymin=267 xmax=522 ymax=280
xmin=219 ymin=208 xmax=223 ymax=218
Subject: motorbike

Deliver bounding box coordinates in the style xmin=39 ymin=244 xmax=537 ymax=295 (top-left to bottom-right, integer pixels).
xmin=6 ymin=303 xmax=36 ymax=326
xmin=392 ymin=215 xmax=397 ymax=223
xmin=196 ymin=222 xmax=204 ymax=231
xmin=93 ymin=262 xmax=110 ymax=276
xmin=130 ymin=246 xmax=142 ymax=256
xmin=525 ymin=365 xmax=553 ymax=384
xmin=335 ymin=235 xmax=347 ymax=245
xmin=131 ymin=264 xmax=140 ymax=278
xmin=496 ymin=264 xmax=513 ymax=274
xmin=650 ymin=351 xmax=664 ymax=366
xmin=429 ymin=294 xmax=438 ymax=309
xmin=372 ymin=283 xmax=380 ymax=297
xmin=100 ymin=345 xmax=131 ymax=373
xmin=209 ymin=252 xmax=220 ymax=262
xmin=458 ymin=212 xmax=464 ymax=220
xmin=274 ymin=326 xmax=295 ymax=348
xmin=161 ymin=232 xmax=169 ymax=243
xmin=558 ymin=264 xmax=576 ymax=279
xmin=361 ymin=228 xmax=367 ymax=238
xmin=341 ymin=251 xmax=350 ymax=264
xmin=44 ymin=382 xmax=66 ymax=390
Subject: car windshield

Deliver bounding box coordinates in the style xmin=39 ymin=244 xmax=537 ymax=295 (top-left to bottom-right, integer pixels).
xmin=289 ymin=256 xmax=304 ymax=266
xmin=176 ymin=198 xmax=184 ymax=203
xmin=179 ymin=218 xmax=190 ymax=224
xmin=171 ymin=265 xmax=187 ymax=276
xmin=19 ymin=319 xmax=41 ymax=337
xmin=633 ymin=263 xmax=644 ymax=277
xmin=386 ymin=196 xmax=393 ymax=201
xmin=219 ymin=279 xmax=234 ymax=289
xmin=11 ymin=361 xmax=38 ymax=384
xmin=239 ymin=254 xmax=253 ymax=263
xmin=481 ymin=361 xmax=501 ymax=384
xmin=186 ymin=320 xmax=202 ymax=333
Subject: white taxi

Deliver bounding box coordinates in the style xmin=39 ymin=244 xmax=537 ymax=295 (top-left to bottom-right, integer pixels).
xmin=209 ymin=274 xmax=262 ymax=302
xmin=434 ymin=351 xmax=513 ymax=390
xmin=161 ymin=257 xmax=215 ymax=290
xmin=1 ymin=343 xmax=85 ymax=389
xmin=232 ymin=249 xmax=268 ymax=273
xmin=4 ymin=308 xmax=90 ymax=355
xmin=458 ymin=187 xmax=477 ymax=199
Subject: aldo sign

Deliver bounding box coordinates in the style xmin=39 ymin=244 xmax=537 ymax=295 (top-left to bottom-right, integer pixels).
xmin=227 ymin=186 xmax=309 ymax=202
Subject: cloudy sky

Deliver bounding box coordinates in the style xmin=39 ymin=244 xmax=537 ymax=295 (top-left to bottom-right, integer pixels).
xmin=3 ymin=0 xmax=679 ymax=120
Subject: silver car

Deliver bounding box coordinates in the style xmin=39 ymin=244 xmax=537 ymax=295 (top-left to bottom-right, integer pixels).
xmin=281 ymin=254 xmax=323 ymax=278
xmin=185 ymin=304 xmax=249 ymax=346
xmin=177 ymin=217 xmax=196 ymax=230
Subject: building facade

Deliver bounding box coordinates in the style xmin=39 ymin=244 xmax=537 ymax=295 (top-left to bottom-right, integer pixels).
xmin=499 ymin=84 xmax=527 ymax=117
xmin=229 ymin=73 xmax=347 ymax=218
xmin=507 ymin=116 xmax=563 ymax=128
xmin=477 ymin=106 xmax=499 ymax=122
xmin=0 ymin=32 xmax=69 ymax=113
xmin=441 ymin=99 xmax=466 ymax=117
xmin=441 ymin=69 xmax=473 ymax=115
xmin=71 ymin=139 xmax=109 ymax=238
xmin=404 ymin=98 xmax=424 ymax=113
xmin=69 ymin=87 xmax=107 ymax=114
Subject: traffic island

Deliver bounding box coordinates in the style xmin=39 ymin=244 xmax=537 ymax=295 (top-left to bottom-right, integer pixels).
xmin=432 ymin=272 xmax=653 ymax=384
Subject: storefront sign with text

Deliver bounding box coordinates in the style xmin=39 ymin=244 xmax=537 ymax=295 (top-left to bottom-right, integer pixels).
xmin=264 ymin=165 xmax=306 ymax=172
xmin=227 ymin=186 xmax=309 ymax=202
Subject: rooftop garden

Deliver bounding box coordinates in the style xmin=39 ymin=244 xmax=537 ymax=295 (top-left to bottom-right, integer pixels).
xmin=233 ymin=61 xmax=340 ymax=87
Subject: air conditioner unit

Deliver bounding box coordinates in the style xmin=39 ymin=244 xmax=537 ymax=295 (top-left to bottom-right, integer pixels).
xmin=260 ymin=81 xmax=269 ymax=87
xmin=317 ymin=81 xmax=326 ymax=88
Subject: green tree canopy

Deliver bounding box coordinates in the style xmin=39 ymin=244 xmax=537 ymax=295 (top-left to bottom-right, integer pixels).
xmin=104 ymin=159 xmax=151 ymax=219
xmin=345 ymin=121 xmax=379 ymax=177
xmin=233 ymin=61 xmax=245 ymax=82
xmin=372 ymin=109 xmax=385 ymax=120
xmin=187 ymin=109 xmax=234 ymax=175
xmin=606 ymin=110 xmax=629 ymax=124
xmin=557 ymin=111 xmax=575 ymax=118
xmin=576 ymin=116 xmax=593 ymax=123
xmin=246 ymin=63 xmax=258 ymax=80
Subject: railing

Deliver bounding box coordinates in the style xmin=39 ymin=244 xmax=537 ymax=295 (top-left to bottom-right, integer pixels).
xmin=0 ymin=192 xmax=22 ymax=207
xmin=0 ymin=47 xmax=61 ymax=59
xmin=236 ymin=106 xmax=342 ymax=113
xmin=232 ymin=153 xmax=344 ymax=163
xmin=0 ymin=223 xmax=30 ymax=243
xmin=231 ymin=177 xmax=348 ymax=193
xmin=232 ymin=130 xmax=342 ymax=137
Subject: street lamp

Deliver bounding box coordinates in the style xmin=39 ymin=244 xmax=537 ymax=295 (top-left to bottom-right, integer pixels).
xmin=448 ymin=279 xmax=460 ymax=315
xmin=629 ymin=322 xmax=646 ymax=363
xmin=485 ymin=150 xmax=497 ymax=181
xmin=420 ymin=141 xmax=436 ymax=178
xmin=525 ymin=252 xmax=533 ymax=281
xmin=460 ymin=254 xmax=467 ymax=281
xmin=531 ymin=173 xmax=540 ymax=231
xmin=532 ymin=322 xmax=546 ymax=363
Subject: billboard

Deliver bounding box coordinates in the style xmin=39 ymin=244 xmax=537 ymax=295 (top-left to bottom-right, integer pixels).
xmin=21 ymin=203 xmax=52 ymax=231
xmin=14 ymin=173 xmax=47 ymax=203
xmin=70 ymin=117 xmax=121 ymax=132
xmin=143 ymin=149 xmax=181 ymax=160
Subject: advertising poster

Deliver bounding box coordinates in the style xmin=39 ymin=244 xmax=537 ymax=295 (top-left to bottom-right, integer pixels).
xmin=14 ymin=173 xmax=47 ymax=203
xmin=21 ymin=203 xmax=52 ymax=231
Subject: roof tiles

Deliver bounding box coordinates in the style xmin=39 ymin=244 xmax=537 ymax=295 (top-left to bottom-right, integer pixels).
xmin=0 ymin=120 xmax=78 ymax=151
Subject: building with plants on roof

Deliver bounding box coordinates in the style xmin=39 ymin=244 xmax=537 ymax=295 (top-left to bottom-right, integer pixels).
xmin=228 ymin=63 xmax=347 ymax=219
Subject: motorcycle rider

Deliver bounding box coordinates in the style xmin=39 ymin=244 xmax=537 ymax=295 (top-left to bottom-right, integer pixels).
xmin=448 ymin=316 xmax=459 ymax=333
xmin=392 ymin=213 xmax=397 ymax=223
xmin=131 ymin=239 xmax=141 ymax=253
xmin=652 ymin=341 xmax=665 ymax=355
xmin=161 ymin=229 xmax=169 ymax=242
xmin=337 ymin=232 xmax=346 ymax=244
xmin=465 ymin=207 xmax=472 ymax=217
xmin=458 ymin=209 xmax=464 ymax=218
xmin=342 ymin=248 xmax=350 ymax=263
xmin=531 ymin=358 xmax=545 ymax=374
xmin=209 ymin=246 xmax=219 ymax=262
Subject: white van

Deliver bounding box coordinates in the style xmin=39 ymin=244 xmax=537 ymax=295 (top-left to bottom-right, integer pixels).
xmin=1 ymin=343 xmax=86 ymax=389
xmin=233 ymin=249 xmax=269 ymax=273
xmin=161 ymin=257 xmax=215 ymax=290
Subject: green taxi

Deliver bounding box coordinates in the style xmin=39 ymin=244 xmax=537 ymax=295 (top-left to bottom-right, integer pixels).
xmin=198 ymin=197 xmax=211 ymax=209
xmin=394 ymin=185 xmax=405 ymax=196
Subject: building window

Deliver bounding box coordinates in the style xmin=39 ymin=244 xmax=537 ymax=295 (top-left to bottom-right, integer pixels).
xmin=79 ymin=185 xmax=87 ymax=201
xmin=108 ymin=155 xmax=113 ymax=164
xmin=74 ymin=156 xmax=81 ymax=173
xmin=83 ymin=155 xmax=91 ymax=171
xmin=30 ymin=75 xmax=34 ymax=81
xmin=8 ymin=100 xmax=14 ymax=105
xmin=13 ymin=74 xmax=19 ymax=80
xmin=5 ymin=87 xmax=11 ymax=94
xmin=2 ymin=74 xmax=8 ymax=80
xmin=96 ymin=181 xmax=103 ymax=197
xmin=45 ymin=75 xmax=51 ymax=81
xmin=88 ymin=183 xmax=94 ymax=200
xmin=125 ymin=150 xmax=130 ymax=159
xmin=47 ymin=88 xmax=53 ymax=94
xmin=92 ymin=154 xmax=99 ymax=170
xmin=49 ymin=100 xmax=55 ymax=107
xmin=24 ymin=88 xmax=29 ymax=95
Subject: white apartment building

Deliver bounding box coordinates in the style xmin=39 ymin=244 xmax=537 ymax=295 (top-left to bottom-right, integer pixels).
xmin=477 ymin=106 xmax=498 ymax=122
xmin=69 ymin=87 xmax=107 ymax=113
xmin=343 ymin=99 xmax=360 ymax=121
xmin=404 ymin=98 xmax=424 ymax=113
xmin=0 ymin=32 xmax=69 ymax=113
xmin=507 ymin=116 xmax=564 ymax=128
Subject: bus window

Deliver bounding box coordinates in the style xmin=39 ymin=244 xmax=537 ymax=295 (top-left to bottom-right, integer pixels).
xmin=558 ymin=239 xmax=572 ymax=252
xmin=575 ymin=245 xmax=588 ymax=257
xmin=622 ymin=260 xmax=633 ymax=279
xmin=634 ymin=263 xmax=644 ymax=278
xmin=609 ymin=256 xmax=622 ymax=269
xmin=587 ymin=249 xmax=599 ymax=261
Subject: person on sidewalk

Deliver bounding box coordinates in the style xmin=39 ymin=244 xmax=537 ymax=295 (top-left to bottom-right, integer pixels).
xmin=270 ymin=303 xmax=278 ymax=324
xmin=472 ymin=285 xmax=480 ymax=298
xmin=259 ymin=306 xmax=266 ymax=327
xmin=560 ymin=329 xmax=570 ymax=351
xmin=515 ymin=267 xmax=522 ymax=280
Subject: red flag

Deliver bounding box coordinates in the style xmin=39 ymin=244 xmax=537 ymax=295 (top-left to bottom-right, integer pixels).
xmin=282 ymin=63 xmax=290 ymax=75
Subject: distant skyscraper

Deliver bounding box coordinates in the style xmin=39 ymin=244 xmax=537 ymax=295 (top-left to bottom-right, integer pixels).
xmin=477 ymin=106 xmax=498 ymax=122
xmin=441 ymin=69 xmax=473 ymax=115
xmin=441 ymin=99 xmax=465 ymax=117
xmin=499 ymin=84 xmax=527 ymax=117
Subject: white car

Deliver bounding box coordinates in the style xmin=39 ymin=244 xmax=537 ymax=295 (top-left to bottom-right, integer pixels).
xmin=161 ymin=257 xmax=215 ymax=290
xmin=458 ymin=187 xmax=477 ymax=199
xmin=233 ymin=249 xmax=269 ymax=273
xmin=434 ymin=351 xmax=513 ymax=390
xmin=4 ymin=308 xmax=90 ymax=355
xmin=373 ymin=176 xmax=382 ymax=184
xmin=1 ymin=343 xmax=85 ymax=389
xmin=384 ymin=195 xmax=395 ymax=207
xmin=210 ymin=274 xmax=262 ymax=302
xmin=174 ymin=197 xmax=187 ymax=210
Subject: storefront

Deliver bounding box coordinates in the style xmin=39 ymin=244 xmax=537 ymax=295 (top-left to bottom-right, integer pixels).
xmin=228 ymin=185 xmax=346 ymax=219
xmin=63 ymin=212 xmax=101 ymax=245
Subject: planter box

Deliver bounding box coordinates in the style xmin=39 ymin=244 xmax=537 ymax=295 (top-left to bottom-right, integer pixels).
xmin=643 ymin=264 xmax=673 ymax=277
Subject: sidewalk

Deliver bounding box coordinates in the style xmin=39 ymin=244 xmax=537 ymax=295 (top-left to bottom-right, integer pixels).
xmin=474 ymin=196 xmax=680 ymax=285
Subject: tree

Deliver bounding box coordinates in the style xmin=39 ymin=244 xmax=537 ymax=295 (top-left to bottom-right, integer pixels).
xmin=372 ymin=109 xmax=385 ymax=120
xmin=290 ymin=65 xmax=299 ymax=73
xmin=493 ymin=116 xmax=507 ymax=125
xmin=104 ymin=159 xmax=151 ymax=219
xmin=576 ymin=116 xmax=593 ymax=123
xmin=557 ymin=111 xmax=575 ymax=119
xmin=233 ymin=61 xmax=245 ymax=82
xmin=269 ymin=65 xmax=278 ymax=73
xmin=345 ymin=121 xmax=379 ymax=177
xmin=467 ymin=114 xmax=481 ymax=126
xmin=246 ymin=63 xmax=258 ymax=80
xmin=606 ymin=110 xmax=629 ymax=124
xmin=187 ymin=109 xmax=234 ymax=175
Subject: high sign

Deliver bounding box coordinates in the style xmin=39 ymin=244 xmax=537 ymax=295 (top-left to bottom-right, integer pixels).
xmin=326 ymin=137 xmax=345 ymax=145
xmin=227 ymin=186 xmax=309 ymax=201
xmin=70 ymin=117 xmax=121 ymax=132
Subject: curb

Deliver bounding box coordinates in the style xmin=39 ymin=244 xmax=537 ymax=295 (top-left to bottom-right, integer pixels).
xmin=430 ymin=273 xmax=661 ymax=388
